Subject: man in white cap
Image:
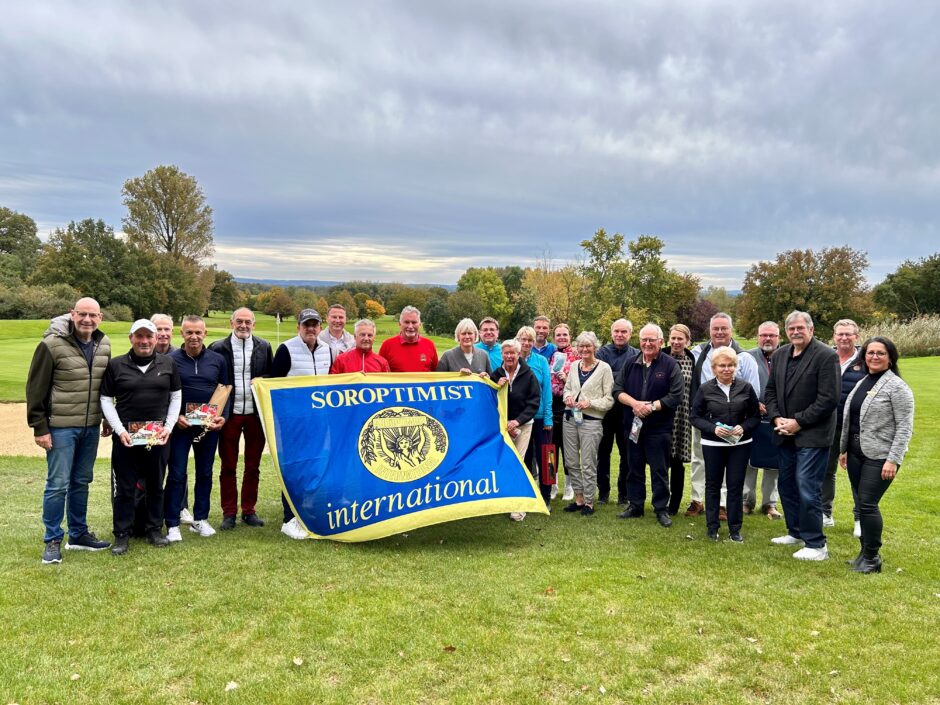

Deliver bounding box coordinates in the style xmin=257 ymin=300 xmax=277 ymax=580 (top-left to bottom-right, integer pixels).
xmin=100 ymin=319 xmax=182 ymax=555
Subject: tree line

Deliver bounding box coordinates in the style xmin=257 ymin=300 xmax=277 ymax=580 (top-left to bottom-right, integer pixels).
xmin=2 ymin=165 xmax=938 ymax=341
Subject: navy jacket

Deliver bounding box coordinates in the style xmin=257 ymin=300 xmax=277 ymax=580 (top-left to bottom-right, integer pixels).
xmin=170 ymin=346 xmax=233 ymax=419
xmin=612 ymin=352 xmax=683 ymax=435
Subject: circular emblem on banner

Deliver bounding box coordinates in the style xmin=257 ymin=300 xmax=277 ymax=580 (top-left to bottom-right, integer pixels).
xmin=359 ymin=406 xmax=449 ymax=482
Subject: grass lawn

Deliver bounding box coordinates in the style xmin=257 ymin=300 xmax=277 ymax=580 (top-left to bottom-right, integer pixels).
xmin=2 ymin=346 xmax=938 ymax=703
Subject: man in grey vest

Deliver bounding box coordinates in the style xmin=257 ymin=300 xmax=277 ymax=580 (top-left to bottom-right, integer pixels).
xmin=743 ymin=321 xmax=782 ymax=519
xmin=271 ymin=308 xmax=335 ymax=539
xmin=26 ymin=297 xmax=112 ymax=564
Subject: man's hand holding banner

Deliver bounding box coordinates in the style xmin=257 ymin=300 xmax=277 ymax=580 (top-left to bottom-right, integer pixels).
xmin=253 ymin=373 xmax=548 ymax=541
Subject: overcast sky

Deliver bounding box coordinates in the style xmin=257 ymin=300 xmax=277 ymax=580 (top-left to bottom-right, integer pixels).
xmin=2 ymin=2 xmax=938 ymax=288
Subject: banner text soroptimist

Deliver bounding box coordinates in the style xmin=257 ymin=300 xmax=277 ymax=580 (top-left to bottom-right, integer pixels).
xmin=252 ymin=372 xmax=547 ymax=541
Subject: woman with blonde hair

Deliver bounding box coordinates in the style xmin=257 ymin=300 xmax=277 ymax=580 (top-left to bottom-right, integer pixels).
xmin=437 ymin=318 xmax=492 ymax=376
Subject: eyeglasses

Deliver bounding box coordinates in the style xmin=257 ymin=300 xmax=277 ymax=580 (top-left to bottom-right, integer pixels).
xmin=865 ymin=350 xmax=888 ymax=358
xmin=639 ymin=338 xmax=661 ymax=344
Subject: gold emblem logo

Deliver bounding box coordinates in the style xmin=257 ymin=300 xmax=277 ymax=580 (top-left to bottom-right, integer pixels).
xmin=359 ymin=406 xmax=449 ymax=482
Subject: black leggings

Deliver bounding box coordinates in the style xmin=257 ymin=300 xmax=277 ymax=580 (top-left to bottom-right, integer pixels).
xmin=668 ymin=455 xmax=685 ymax=515
xmin=846 ymin=436 xmax=895 ymax=558
xmin=702 ymin=443 xmax=750 ymax=534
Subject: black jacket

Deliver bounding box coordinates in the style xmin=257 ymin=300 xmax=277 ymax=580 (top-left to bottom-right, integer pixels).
xmin=208 ymin=334 xmax=273 ymax=416
xmin=690 ymin=378 xmax=761 ymax=443
xmin=764 ymin=336 xmax=840 ymax=448
xmin=492 ymin=360 xmax=541 ymax=426
xmin=612 ymin=352 xmax=684 ymax=435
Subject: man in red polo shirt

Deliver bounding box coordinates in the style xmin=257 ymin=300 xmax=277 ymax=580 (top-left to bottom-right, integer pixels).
xmin=378 ymin=306 xmax=439 ymax=372
xmin=331 ymin=319 xmax=391 ymax=373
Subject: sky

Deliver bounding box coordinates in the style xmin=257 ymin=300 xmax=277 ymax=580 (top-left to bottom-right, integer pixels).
xmin=2 ymin=1 xmax=938 ymax=288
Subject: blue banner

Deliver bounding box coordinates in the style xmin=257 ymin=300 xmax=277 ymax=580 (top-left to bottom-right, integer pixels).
xmin=252 ymin=373 xmax=548 ymax=541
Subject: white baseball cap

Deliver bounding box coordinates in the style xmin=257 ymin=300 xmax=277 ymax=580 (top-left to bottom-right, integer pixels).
xmin=130 ymin=319 xmax=157 ymax=334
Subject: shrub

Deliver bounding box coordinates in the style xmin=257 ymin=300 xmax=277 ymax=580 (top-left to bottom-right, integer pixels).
xmin=102 ymin=303 xmax=134 ymax=322
xmin=860 ymin=314 xmax=940 ymax=358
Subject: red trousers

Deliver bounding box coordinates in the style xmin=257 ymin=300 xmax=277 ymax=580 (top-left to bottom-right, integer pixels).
xmin=218 ymin=414 xmax=266 ymax=517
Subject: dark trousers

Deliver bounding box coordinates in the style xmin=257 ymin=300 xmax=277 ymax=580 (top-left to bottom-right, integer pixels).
xmin=846 ymin=435 xmax=894 ymax=558
xmin=112 ymin=440 xmax=165 ymax=537
xmin=165 ymin=426 xmax=220 ymax=527
xmin=823 ymin=422 xmax=859 ymax=520
xmin=626 ymin=430 xmax=671 ymax=513
xmin=524 ymin=419 xmax=552 ymax=505
xmin=552 ymin=396 xmax=566 ymax=473
xmin=218 ymin=414 xmax=266 ymax=517
xmin=702 ymin=443 xmax=750 ymax=534
xmin=132 ymin=443 xmax=170 ymax=536
xmin=777 ymin=444 xmax=828 ymax=549
xmin=283 ymin=493 xmax=294 ymax=523
xmin=668 ymin=455 xmax=686 ymax=515
xmin=597 ymin=403 xmax=628 ymax=502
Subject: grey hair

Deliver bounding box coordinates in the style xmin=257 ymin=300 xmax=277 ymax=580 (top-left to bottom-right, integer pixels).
xmin=229 ymin=308 xmax=254 ymax=322
xmin=611 ymin=318 xmax=634 ymax=333
xmin=639 ymin=323 xmax=664 ymax=340
xmin=181 ymin=314 xmax=204 ymax=327
xmin=150 ymin=313 xmax=173 ymax=325
xmin=500 ymin=339 xmax=522 ymax=353
xmin=757 ymin=321 xmax=779 ymax=334
xmin=574 ymin=331 xmax=601 ymax=350
xmin=833 ymin=318 xmax=859 ymax=335
xmin=710 ymin=312 xmax=733 ymax=328
xmin=454 ymin=318 xmax=479 ymax=342
xmin=399 ymin=305 xmax=421 ymax=322
xmin=785 ymin=310 xmax=814 ymax=329
xmin=354 ymin=318 xmax=376 ymax=333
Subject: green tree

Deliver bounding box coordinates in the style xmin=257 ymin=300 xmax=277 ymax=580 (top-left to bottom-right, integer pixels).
xmin=737 ymin=246 xmax=872 ymax=336
xmin=456 ymin=268 xmax=511 ymax=328
xmin=873 ymin=254 xmax=940 ymax=319
xmin=0 ymin=207 xmax=42 ymax=278
xmin=209 ymin=268 xmax=240 ymax=312
xmin=258 ymin=287 xmax=296 ymax=318
xmin=353 ymin=292 xmax=369 ymax=318
xmin=122 ymin=165 xmax=214 ymax=262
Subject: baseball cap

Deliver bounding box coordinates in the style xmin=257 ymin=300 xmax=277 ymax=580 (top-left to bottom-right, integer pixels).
xmin=298 ymin=308 xmax=321 ymax=324
xmin=130 ymin=319 xmax=157 ymax=334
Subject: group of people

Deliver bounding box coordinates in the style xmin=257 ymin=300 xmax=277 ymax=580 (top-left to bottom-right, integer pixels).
xmin=28 ymin=298 xmax=914 ymax=572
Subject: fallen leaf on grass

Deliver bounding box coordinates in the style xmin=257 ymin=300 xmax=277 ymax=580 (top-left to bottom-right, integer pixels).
xmin=560 ymin=657 xmax=571 ymax=663
xmin=545 ymin=586 xmax=555 ymax=595
xmin=829 ymin=670 xmax=839 ymax=676
xmin=398 ymin=651 xmax=405 ymax=658
xmin=443 ymin=645 xmax=456 ymax=652
xmin=637 ymin=574 xmax=647 ymax=580
xmin=70 ymin=674 xmax=80 ymax=681
xmin=896 ymin=568 xmax=903 ymax=574
xmin=224 ymin=682 xmax=238 ymax=692
xmin=745 ymin=637 xmax=758 ymax=643
xmin=810 ymin=630 xmax=820 ymax=637
xmin=685 ymin=534 xmax=695 ymax=540
xmin=581 ymin=685 xmax=590 ymax=692
xmin=599 ymin=685 xmax=607 ymax=694
xmin=292 ymin=657 xmax=303 ymax=666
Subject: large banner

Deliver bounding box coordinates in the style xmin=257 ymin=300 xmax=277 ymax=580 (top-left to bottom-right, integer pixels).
xmin=253 ymin=372 xmax=548 ymax=541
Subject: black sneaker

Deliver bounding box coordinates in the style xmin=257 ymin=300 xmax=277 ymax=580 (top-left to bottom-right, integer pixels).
xmin=111 ymin=535 xmax=130 ymax=556
xmin=656 ymin=511 xmax=673 ymax=528
xmin=729 ymin=532 xmax=744 ymax=543
xmin=42 ymin=540 xmax=62 ymax=564
xmin=580 ymin=505 xmax=595 ymax=516
xmin=147 ymin=530 xmax=169 ymax=547
xmin=241 ymin=513 xmax=265 ymax=527
xmin=618 ymin=504 xmax=644 ymax=519
xmin=65 ymin=532 xmax=111 ymax=551
xmin=562 ymin=502 xmax=583 ymax=513
xmin=707 ymin=531 xmax=719 ymax=542
xmin=220 ymin=515 xmax=237 ymax=531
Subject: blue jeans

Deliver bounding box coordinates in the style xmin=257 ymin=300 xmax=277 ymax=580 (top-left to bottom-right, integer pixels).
xmin=165 ymin=427 xmax=220 ymax=527
xmin=777 ymin=444 xmax=828 ymax=548
xmin=43 ymin=426 xmax=100 ymax=543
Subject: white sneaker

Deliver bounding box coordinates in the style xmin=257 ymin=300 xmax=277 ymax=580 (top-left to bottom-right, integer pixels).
xmin=562 ymin=485 xmax=574 ymax=502
xmin=853 ymin=520 xmax=862 ymax=538
xmin=166 ymin=526 xmax=182 ymax=543
xmin=771 ymin=534 xmax=803 ymax=546
xmin=179 ymin=508 xmax=195 ymax=525
xmin=823 ymin=514 xmax=835 ymax=527
xmin=281 ymin=517 xmax=310 ymax=540
xmin=550 ymin=484 xmax=559 ymax=500
xmin=189 ymin=520 xmax=216 ymax=537
xmin=509 ymin=512 xmax=526 ymax=522
xmin=793 ymin=545 xmax=829 ymax=561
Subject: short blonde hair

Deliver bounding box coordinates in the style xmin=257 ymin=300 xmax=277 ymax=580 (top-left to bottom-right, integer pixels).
xmin=515 ymin=326 xmax=536 ymax=342
xmin=669 ymin=323 xmax=691 ymax=342
xmin=454 ymin=318 xmax=479 ymax=343
xmin=710 ymin=345 xmax=738 ymax=370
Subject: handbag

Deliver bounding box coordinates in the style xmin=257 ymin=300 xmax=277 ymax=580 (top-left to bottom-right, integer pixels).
xmin=540 ymin=443 xmax=557 ymax=485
